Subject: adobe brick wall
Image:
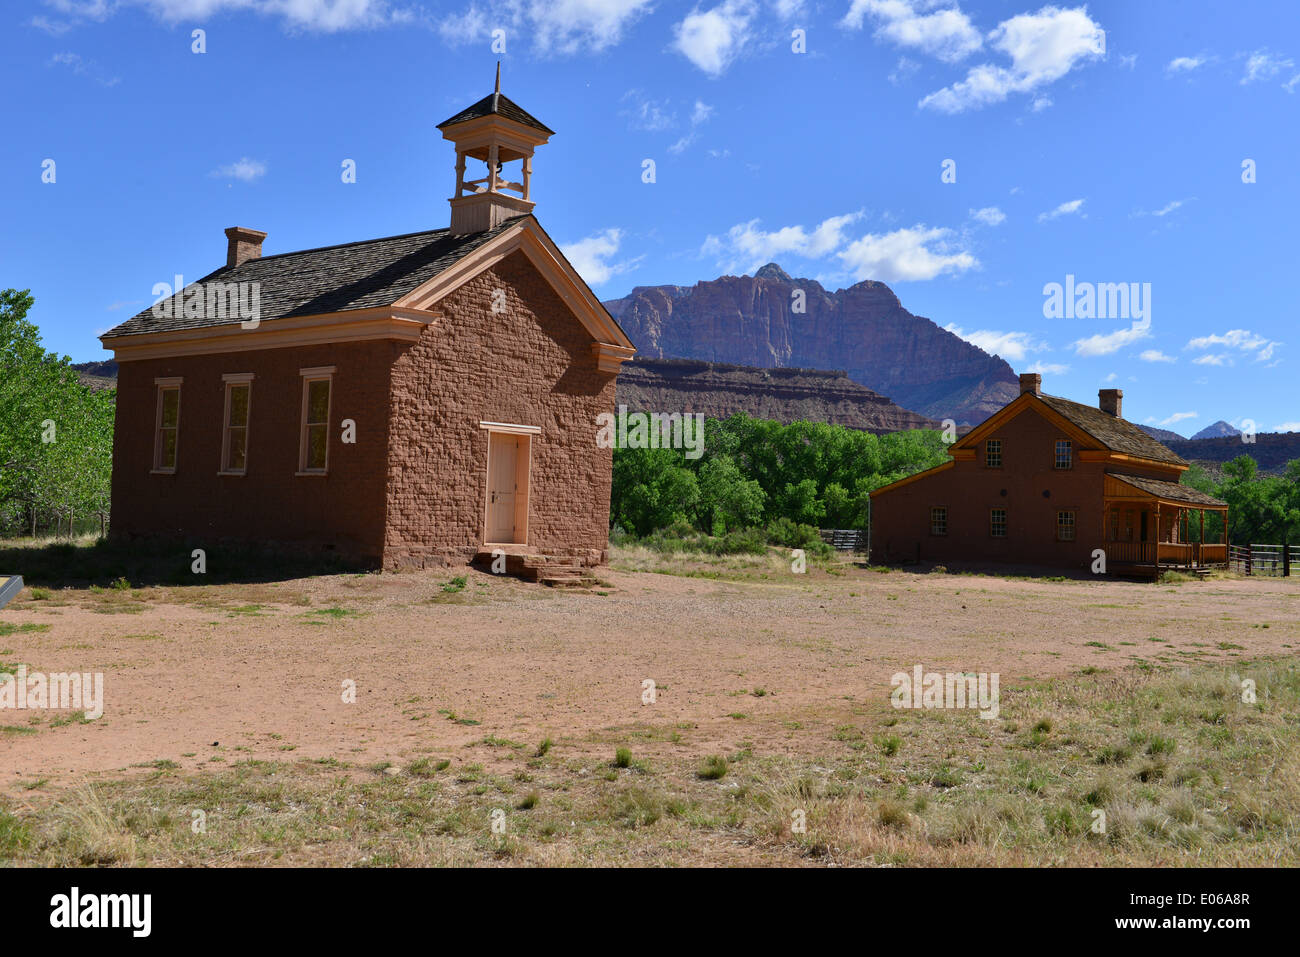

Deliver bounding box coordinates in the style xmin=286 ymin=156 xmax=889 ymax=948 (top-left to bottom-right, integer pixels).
xmin=871 ymin=403 xmax=1184 ymax=570
xmin=383 ymin=251 xmax=617 ymax=569
xmin=109 ymin=341 xmax=394 ymax=560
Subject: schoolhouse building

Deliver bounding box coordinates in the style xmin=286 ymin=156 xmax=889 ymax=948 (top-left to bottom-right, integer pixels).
xmin=100 ymin=75 xmax=636 ymax=571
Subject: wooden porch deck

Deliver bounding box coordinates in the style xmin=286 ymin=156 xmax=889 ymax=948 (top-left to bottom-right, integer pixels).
xmin=1103 ymin=542 xmax=1228 ymax=579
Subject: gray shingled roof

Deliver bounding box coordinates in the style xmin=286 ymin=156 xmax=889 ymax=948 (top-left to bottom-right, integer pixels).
xmin=1038 ymin=394 xmax=1188 ymax=466
xmin=1108 ymin=472 xmax=1227 ymax=507
xmin=104 ymin=217 xmax=527 ymax=338
xmin=437 ymin=92 xmax=554 ymax=135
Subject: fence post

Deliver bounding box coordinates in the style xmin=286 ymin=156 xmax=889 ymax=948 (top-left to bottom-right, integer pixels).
xmin=1285 ymin=538 xmax=1291 ymax=578
xmin=1245 ymin=543 xmax=1252 ymax=577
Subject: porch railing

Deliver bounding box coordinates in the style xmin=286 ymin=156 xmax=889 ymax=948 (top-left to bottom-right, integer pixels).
xmin=1102 ymin=541 xmax=1229 ymax=567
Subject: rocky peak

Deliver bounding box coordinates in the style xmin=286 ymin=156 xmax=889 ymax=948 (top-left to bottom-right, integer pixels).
xmin=753 ymin=262 xmax=793 ymax=283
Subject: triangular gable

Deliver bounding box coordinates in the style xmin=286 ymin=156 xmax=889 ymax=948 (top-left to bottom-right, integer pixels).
xmin=393 ymin=217 xmax=635 ymax=370
xmin=951 ymin=392 xmax=1101 ymax=453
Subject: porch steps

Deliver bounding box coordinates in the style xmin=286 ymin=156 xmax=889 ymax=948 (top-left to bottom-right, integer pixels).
xmin=472 ymin=551 xmax=598 ymax=588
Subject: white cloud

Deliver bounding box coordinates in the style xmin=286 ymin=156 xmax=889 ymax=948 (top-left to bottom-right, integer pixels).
xmin=210 ymin=157 xmax=267 ymax=182
xmin=1027 ymin=360 xmax=1069 ymax=375
xmin=1187 ymin=329 xmax=1267 ymax=351
xmin=561 ymin=228 xmax=642 ymax=285
xmin=691 ymin=100 xmax=715 ymax=125
xmin=1192 ymin=353 xmax=1228 ymax=366
xmin=1104 ymin=372 xmax=1117 ymax=382
xmin=918 ymin=5 xmax=1105 ymax=113
xmin=842 ymin=0 xmax=983 ymax=64
xmin=1166 ymin=56 xmax=1204 ymax=73
xmin=838 ymin=225 xmax=977 ymax=282
xmin=530 ymin=0 xmax=655 ymax=53
xmin=1285 ymin=74 xmax=1300 ymax=94
xmin=1038 ymin=198 xmax=1085 ymax=222
xmin=377 ymin=0 xmax=652 ymax=49
xmin=1156 ymin=411 xmax=1197 ymax=427
xmin=144 ymin=0 xmax=409 ymax=32
xmin=1138 ymin=349 xmax=1176 ymax=363
xmin=1030 ymin=94 xmax=1052 ymax=111
xmin=49 ymin=50 xmax=120 ymax=85
xmin=889 ymin=56 xmax=920 ymax=84
xmin=1185 ymin=328 xmax=1280 ymax=363
xmin=1071 ymin=319 xmax=1151 ymax=357
xmin=702 ymin=213 xmax=864 ymax=273
xmin=944 ymin=324 xmax=1042 ymax=362
xmin=673 ymin=0 xmax=756 ymax=75
xmin=1118 ymin=53 xmax=1136 ymax=69
xmin=1275 ymin=421 xmax=1300 ymax=432
xmin=969 ymin=206 xmax=1006 ymax=226
xmin=702 ymin=214 xmax=978 ymax=283
xmin=621 ymin=90 xmax=677 ymax=131
xmin=1242 ymin=49 xmax=1294 ymax=85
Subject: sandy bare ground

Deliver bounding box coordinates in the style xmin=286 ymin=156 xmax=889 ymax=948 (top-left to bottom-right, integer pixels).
xmin=2 ymin=561 xmax=1297 ymax=794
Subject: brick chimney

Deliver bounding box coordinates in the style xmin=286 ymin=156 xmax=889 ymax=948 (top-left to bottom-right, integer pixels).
xmin=1019 ymin=372 xmax=1042 ymax=396
xmin=1099 ymin=388 xmax=1123 ymax=418
xmin=224 ymin=227 xmax=267 ymax=268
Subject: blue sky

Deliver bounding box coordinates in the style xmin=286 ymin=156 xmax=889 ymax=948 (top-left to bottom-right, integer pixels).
xmin=3 ymin=0 xmax=1297 ymax=433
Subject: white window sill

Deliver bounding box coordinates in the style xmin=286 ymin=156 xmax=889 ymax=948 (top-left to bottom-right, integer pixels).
xmin=150 ymin=469 xmax=177 ymax=475
xmin=217 ymin=471 xmax=247 ymax=477
xmin=295 ymin=470 xmax=328 ymax=477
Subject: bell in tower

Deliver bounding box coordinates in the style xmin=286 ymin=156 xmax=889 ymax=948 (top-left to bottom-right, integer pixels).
xmin=437 ymin=64 xmax=554 ymax=236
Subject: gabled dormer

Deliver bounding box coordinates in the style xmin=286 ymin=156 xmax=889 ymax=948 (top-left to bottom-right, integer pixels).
xmin=948 ymin=373 xmax=1187 ymax=477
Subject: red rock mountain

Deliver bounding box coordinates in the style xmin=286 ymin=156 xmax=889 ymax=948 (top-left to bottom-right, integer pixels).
xmin=616 ymin=357 xmax=940 ymax=434
xmin=604 ymin=263 xmax=1019 ymax=425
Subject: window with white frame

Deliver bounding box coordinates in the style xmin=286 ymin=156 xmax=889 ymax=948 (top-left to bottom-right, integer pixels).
xmin=1054 ymin=439 xmax=1073 ymax=470
xmin=1057 ymin=510 xmax=1076 ymax=541
xmin=298 ymin=367 xmax=334 ymax=473
xmin=153 ymin=378 xmax=182 ymax=472
xmin=985 ymin=439 xmax=1002 ymax=468
xmin=221 ymin=374 xmax=253 ymax=474
xmin=990 ymin=508 xmax=1007 ymax=538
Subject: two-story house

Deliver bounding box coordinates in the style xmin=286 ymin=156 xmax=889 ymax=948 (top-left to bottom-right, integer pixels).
xmin=869 ymin=373 xmax=1228 ymax=576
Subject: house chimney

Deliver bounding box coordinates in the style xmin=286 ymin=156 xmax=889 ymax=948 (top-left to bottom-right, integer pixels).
xmin=1019 ymin=372 xmax=1042 ymax=396
xmin=1099 ymin=388 xmax=1123 ymax=418
xmin=224 ymin=227 xmax=267 ymax=268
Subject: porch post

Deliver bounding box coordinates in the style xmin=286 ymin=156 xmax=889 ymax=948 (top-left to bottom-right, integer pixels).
xmin=1199 ymin=509 xmax=1205 ymax=566
xmin=1154 ymin=502 xmax=1161 ymax=582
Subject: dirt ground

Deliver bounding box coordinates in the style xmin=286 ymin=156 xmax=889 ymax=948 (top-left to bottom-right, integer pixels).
xmin=3 ymin=557 xmax=1297 ymax=796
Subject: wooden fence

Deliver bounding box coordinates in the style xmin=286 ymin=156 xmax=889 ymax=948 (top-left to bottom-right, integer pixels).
xmin=820 ymin=529 xmax=867 ymax=552
xmin=1228 ymin=544 xmax=1298 ymax=576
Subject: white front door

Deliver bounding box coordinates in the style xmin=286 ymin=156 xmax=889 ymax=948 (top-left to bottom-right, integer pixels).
xmin=486 ymin=432 xmax=526 ymax=543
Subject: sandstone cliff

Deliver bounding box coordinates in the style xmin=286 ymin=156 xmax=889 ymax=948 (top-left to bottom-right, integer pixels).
xmin=616 ymin=357 xmax=941 ymax=434
xmin=604 ymin=263 xmax=1019 ymax=425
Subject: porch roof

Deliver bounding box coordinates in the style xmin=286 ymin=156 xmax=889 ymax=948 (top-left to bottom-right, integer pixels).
xmin=1107 ymin=472 xmax=1227 ymax=509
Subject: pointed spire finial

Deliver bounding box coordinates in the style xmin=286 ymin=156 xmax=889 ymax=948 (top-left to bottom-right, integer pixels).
xmin=495 ymin=61 xmax=501 ymax=94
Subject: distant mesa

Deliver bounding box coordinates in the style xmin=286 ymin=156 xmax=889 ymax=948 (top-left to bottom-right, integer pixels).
xmin=1191 ymin=420 xmax=1242 ymax=440
xmin=616 ymin=357 xmax=941 ymax=435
